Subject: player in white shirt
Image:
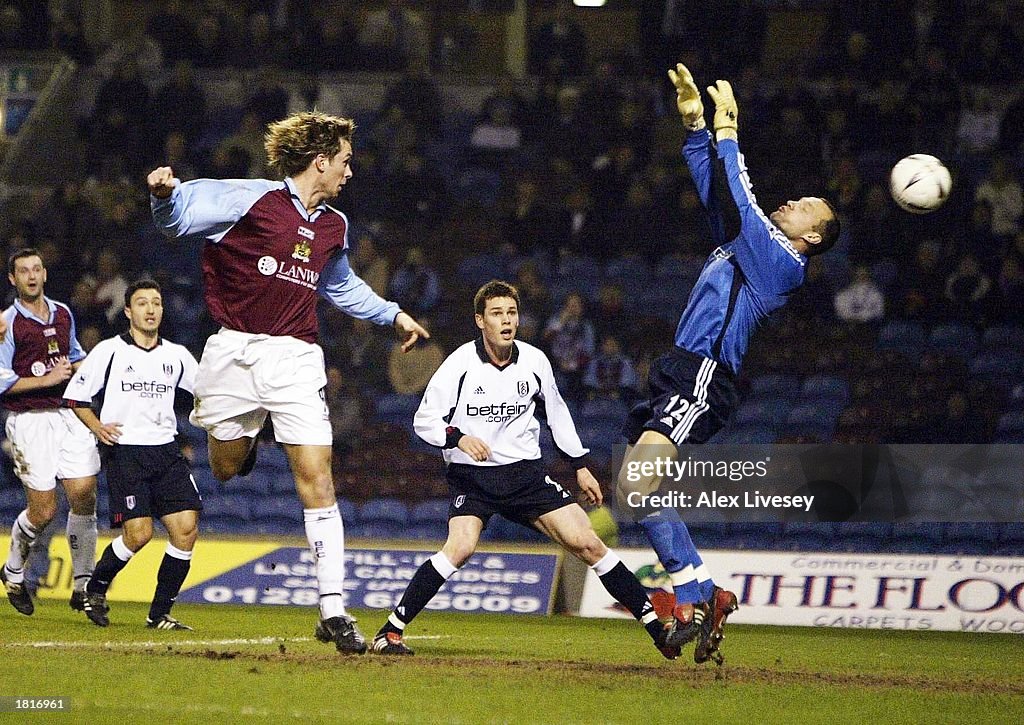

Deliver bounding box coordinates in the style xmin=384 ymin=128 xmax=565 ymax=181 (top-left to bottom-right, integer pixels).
xmin=371 ymin=281 xmax=683 ymax=659
xmin=63 ymin=280 xmax=201 ymax=630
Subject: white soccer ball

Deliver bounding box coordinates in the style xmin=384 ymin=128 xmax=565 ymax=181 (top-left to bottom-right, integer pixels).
xmin=890 ymin=154 xmax=953 ymax=214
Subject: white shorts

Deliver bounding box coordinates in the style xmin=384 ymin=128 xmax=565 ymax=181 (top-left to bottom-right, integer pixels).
xmin=5 ymin=408 xmax=101 ymax=491
xmin=190 ymin=329 xmax=332 ymax=446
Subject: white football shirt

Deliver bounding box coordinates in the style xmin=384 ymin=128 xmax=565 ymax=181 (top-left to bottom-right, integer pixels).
xmin=63 ymin=334 xmax=199 ymax=446
xmin=414 ymin=338 xmax=589 ymax=467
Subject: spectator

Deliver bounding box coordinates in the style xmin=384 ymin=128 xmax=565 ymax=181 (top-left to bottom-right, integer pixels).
xmin=349 ymin=231 xmax=390 ymax=297
xmin=86 ymin=247 xmax=129 ymax=330
xmin=357 ymin=0 xmax=429 ymax=72
xmin=147 ymin=60 xmax=208 ymax=148
xmin=543 ymin=291 xmax=595 ymax=401
xmin=388 ymin=328 xmax=444 ymax=396
xmin=331 ymin=317 xmax=391 ymax=395
xmin=501 ymin=177 xmax=569 ymax=255
xmin=217 ymin=110 xmax=268 ymax=178
xmin=944 ymin=253 xmax=993 ymax=322
xmin=245 ymin=67 xmax=291 ymax=128
xmin=528 ymin=0 xmax=587 ymax=77
xmin=382 ymin=149 xmax=448 ymax=227
xmin=834 ymin=266 xmax=885 ymax=323
xmin=388 ymin=247 xmax=441 ymax=317
xmin=325 ymin=365 xmax=364 ymax=459
xmin=584 ymin=334 xmax=640 ymax=402
xmin=974 ymin=158 xmax=1023 ymax=240
xmin=469 ymin=104 xmax=523 ymax=170
xmin=379 ymin=58 xmax=442 ymax=134
xmin=897 ymin=238 xmax=950 ymax=320
xmin=908 ymin=46 xmax=961 ymax=153
xmin=77 ymin=324 xmax=103 ymax=354
xmin=998 ymin=92 xmax=1024 ymax=154
xmin=145 ymin=0 xmax=193 ymax=67
xmin=957 ymin=87 xmax=1003 ymax=154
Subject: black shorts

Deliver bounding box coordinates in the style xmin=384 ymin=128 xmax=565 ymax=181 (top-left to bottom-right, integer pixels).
xmin=446 ymin=458 xmax=575 ymax=529
xmin=623 ymin=347 xmax=738 ymax=446
xmin=106 ymin=442 xmax=202 ymax=528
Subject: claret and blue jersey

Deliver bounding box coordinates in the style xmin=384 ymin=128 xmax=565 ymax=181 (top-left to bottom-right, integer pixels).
xmin=673 ymin=130 xmax=807 ymax=375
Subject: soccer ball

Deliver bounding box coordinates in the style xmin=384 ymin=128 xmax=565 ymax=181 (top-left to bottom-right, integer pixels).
xmin=890 ymin=154 xmax=952 ymax=214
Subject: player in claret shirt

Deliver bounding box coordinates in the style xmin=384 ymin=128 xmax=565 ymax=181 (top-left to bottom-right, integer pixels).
xmin=0 ymin=248 xmax=99 ymax=618
xmin=371 ymin=280 xmax=681 ymax=660
xmin=64 ymin=279 xmax=200 ymax=630
xmin=148 ymin=111 xmax=429 ymax=654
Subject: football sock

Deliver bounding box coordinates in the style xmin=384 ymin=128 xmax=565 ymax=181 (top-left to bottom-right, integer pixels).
xmin=67 ymin=512 xmax=98 ymax=592
xmin=638 ymin=508 xmax=685 ymax=572
xmin=381 ymin=552 xmax=457 ymax=635
xmin=592 ymin=551 xmax=663 ymax=641
xmin=87 ymin=536 xmax=134 ymax=596
xmin=304 ymin=504 xmax=347 ymax=619
xmin=695 ymin=561 xmax=715 ymax=601
xmin=149 ymin=544 xmax=192 ymax=621
xmin=5 ymin=510 xmax=40 ymax=584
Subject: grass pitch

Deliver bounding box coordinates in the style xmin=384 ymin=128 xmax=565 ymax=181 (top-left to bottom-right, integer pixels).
xmin=2 ymin=601 xmax=1022 ymax=724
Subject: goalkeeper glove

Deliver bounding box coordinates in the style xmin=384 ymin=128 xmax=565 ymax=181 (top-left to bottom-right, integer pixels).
xmin=706 ymin=79 xmax=738 ymax=142
xmin=668 ymin=63 xmax=705 ymax=132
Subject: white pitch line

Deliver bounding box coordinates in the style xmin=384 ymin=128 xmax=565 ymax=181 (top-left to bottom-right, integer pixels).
xmin=5 ymin=634 xmax=449 ymax=649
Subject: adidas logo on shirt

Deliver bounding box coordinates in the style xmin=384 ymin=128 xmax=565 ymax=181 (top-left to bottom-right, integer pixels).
xmin=125 ymin=365 xmax=134 ymax=373
xmin=474 ymin=386 xmax=485 ymax=394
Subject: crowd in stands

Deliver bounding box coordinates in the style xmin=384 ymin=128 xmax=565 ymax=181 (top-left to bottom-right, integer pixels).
xmin=1 ymin=0 xmax=1023 ymax=493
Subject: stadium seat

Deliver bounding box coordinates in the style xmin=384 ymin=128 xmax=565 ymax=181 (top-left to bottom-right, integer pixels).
xmin=405 ymin=523 xmax=447 ymax=541
xmin=337 ymin=497 xmax=357 ymax=523
xmin=738 ymin=396 xmax=793 ymax=426
xmin=456 ymin=253 xmax=506 ymax=289
xmin=580 ymin=398 xmax=629 ymax=423
xmin=995 ymin=411 xmax=1024 ymax=435
xmin=346 ymin=521 xmax=408 ymax=540
xmin=201 ymin=494 xmax=252 ymax=523
xmin=221 ymin=470 xmax=272 ymax=497
xmin=190 ymin=467 xmax=221 ymax=496
xmin=800 ymin=375 xmax=850 ymax=404
xmin=269 ymin=471 xmax=296 ymax=495
xmin=481 ymin=515 xmax=546 ymax=543
xmin=981 ymin=324 xmax=1024 ymax=351
xmin=748 ymin=374 xmax=801 ymax=398
xmin=358 ymin=498 xmax=410 ymax=526
xmin=877 ymin=320 xmax=927 ymax=360
xmin=253 ymin=520 xmax=303 ymax=536
xmin=375 ymin=392 xmax=422 ymax=419
xmin=410 ymin=498 xmax=450 ymax=526
xmin=784 ymin=404 xmax=839 ymax=439
xmin=251 ymin=496 xmax=304 ymax=525
xmin=928 ymin=323 xmax=979 ymax=358
xmin=256 ymin=444 xmax=291 ymax=472
xmin=604 ymin=256 xmax=650 ymax=285
xmin=891 ymin=521 xmax=946 ymax=550
xmin=969 ymin=351 xmax=1023 ymax=384
xmin=717 ymin=424 xmax=778 ymax=444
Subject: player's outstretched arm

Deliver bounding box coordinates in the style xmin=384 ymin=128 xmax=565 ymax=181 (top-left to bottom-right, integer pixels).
xmin=394 ymin=311 xmax=431 ymax=353
xmin=668 ymin=63 xmax=705 ymax=132
xmin=706 ymin=80 xmax=738 ymax=142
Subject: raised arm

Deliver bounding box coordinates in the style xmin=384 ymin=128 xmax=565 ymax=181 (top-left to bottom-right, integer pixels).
xmin=319 ymin=251 xmax=430 ymax=352
xmin=147 ymin=166 xmax=280 ymax=240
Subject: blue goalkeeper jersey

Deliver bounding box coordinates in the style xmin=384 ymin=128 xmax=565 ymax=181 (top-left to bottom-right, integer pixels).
xmin=673 ymin=130 xmax=806 ymax=375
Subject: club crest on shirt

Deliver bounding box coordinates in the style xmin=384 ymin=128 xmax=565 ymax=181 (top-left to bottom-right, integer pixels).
xmin=518 ymin=380 xmax=529 ymax=396
xmin=46 ymin=339 xmax=60 ymax=355
xmin=292 ymin=239 xmax=312 ymax=263
xmin=163 ymin=363 xmax=174 ymax=378
xmin=126 ymin=495 xmax=136 ymax=510
xmin=454 ymin=495 xmax=466 ymax=508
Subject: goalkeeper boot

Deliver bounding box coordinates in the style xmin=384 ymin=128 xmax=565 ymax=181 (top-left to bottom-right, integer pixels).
xmin=664 ymin=602 xmax=701 ymax=649
xmin=694 ymin=586 xmax=738 ymax=665
xmin=147 ymin=614 xmax=193 ymax=631
xmin=372 ymin=631 xmax=414 ymax=656
xmin=81 ymin=590 xmax=110 ymax=627
xmin=1 ymin=566 xmax=33 ymax=616
xmin=315 ymin=614 xmax=367 ymax=655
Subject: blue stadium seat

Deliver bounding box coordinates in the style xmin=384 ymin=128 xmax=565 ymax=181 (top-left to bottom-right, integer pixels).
xmin=405 ymin=523 xmax=446 ymax=541
xmin=179 ymin=415 xmax=206 ymax=444
xmin=202 ymin=517 xmax=253 ymax=535
xmin=269 ymin=471 xmax=295 ymax=496
xmin=969 ymin=351 xmax=1023 ymax=384
xmin=981 ymin=325 xmax=1024 ymax=351
xmin=201 ymin=494 xmax=252 ymax=523
xmin=337 ymin=497 xmax=357 ymax=523
xmin=190 ymin=467 xmax=221 ymax=496
xmin=891 ymin=521 xmax=946 ymax=549
xmin=580 ymin=398 xmax=629 ymax=423
xmin=346 ymin=521 xmax=407 ymax=540
xmin=800 ymin=375 xmax=850 ymax=404
xmin=996 ymin=411 xmax=1024 ymax=435
xmin=784 ymin=403 xmax=839 ymax=439
xmin=221 ymin=470 xmax=272 ymax=497
xmin=410 ymin=498 xmax=450 ymax=526
xmin=253 ymin=520 xmax=303 ymax=537
xmin=375 ymin=393 xmax=422 ymax=418
xmin=877 ymin=320 xmax=927 ymax=360
xmin=717 ymin=424 xmax=778 ymax=444
xmin=929 ymin=323 xmax=979 ymax=358
xmin=251 ymin=496 xmax=304 ymax=525
xmin=734 ymin=398 xmax=792 ymax=427
xmin=604 ymin=256 xmax=650 ymax=285
xmin=456 ymin=253 xmax=506 ymax=289
xmin=359 ymin=498 xmax=410 ymax=526
xmin=455 ymin=167 xmax=502 ymax=207
xmin=482 ymin=515 xmax=547 ymax=543
xmin=256 ymin=444 xmax=291 ymax=472
xmin=748 ymin=374 xmax=801 ymax=398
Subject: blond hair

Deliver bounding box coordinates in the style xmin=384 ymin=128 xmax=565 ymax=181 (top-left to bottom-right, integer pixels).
xmin=264 ymin=111 xmax=356 ymax=178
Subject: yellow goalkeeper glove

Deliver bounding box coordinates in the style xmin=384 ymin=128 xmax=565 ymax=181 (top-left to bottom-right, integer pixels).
xmin=706 ymin=79 xmax=738 ymax=142
xmin=667 ymin=63 xmax=705 ymax=132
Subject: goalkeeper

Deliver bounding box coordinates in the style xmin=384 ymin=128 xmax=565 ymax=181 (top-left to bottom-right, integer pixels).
xmin=616 ymin=64 xmax=840 ymax=665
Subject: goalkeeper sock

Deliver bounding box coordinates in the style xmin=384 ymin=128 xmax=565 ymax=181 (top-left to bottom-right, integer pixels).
xmin=592 ymin=551 xmax=662 ymax=641
xmin=381 ymin=552 xmax=457 ymax=635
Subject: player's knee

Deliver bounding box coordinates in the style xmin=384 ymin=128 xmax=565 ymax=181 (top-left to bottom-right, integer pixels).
xmin=27 ymin=501 xmax=57 ymax=529
xmin=67 ymin=491 xmax=96 ymax=516
xmin=123 ymin=530 xmax=152 ymax=552
xmin=566 ymin=530 xmax=608 ymax=565
xmin=442 ymin=540 xmax=474 ymax=568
